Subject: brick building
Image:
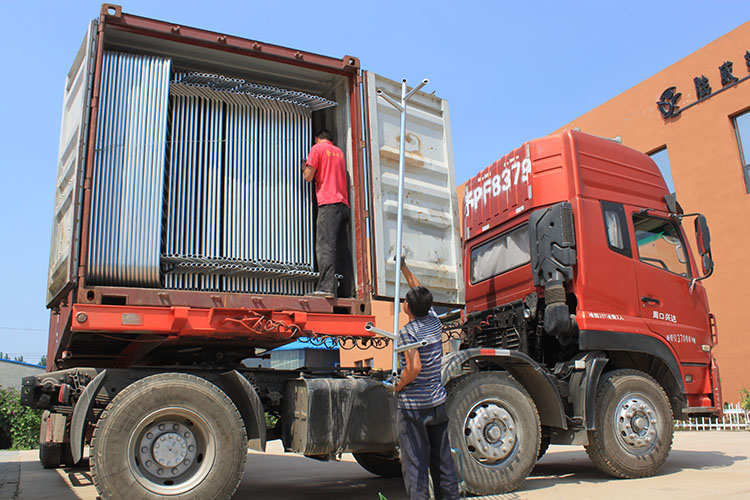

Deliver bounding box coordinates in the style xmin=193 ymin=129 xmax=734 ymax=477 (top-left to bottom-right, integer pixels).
xmin=555 ymin=21 xmax=750 ymax=403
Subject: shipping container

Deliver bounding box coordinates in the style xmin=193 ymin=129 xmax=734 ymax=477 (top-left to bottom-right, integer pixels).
xmin=46 ymin=4 xmax=464 ymax=370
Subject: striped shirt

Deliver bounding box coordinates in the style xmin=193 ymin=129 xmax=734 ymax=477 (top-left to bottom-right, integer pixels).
xmin=397 ymin=309 xmax=446 ymax=410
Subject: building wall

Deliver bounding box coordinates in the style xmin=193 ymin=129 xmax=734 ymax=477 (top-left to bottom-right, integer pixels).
xmin=270 ymin=348 xmax=339 ymax=370
xmin=0 ymin=360 xmax=45 ymax=390
xmin=554 ymin=22 xmax=750 ymax=403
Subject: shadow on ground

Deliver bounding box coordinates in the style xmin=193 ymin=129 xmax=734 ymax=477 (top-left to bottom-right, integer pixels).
xmin=237 ymin=452 xmax=406 ymax=500
xmin=515 ymin=446 xmax=746 ymax=495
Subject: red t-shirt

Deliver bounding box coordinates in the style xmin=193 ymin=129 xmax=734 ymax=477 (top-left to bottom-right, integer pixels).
xmin=306 ymin=140 xmax=349 ymax=207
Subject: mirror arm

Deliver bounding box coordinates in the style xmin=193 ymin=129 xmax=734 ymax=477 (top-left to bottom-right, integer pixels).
xmin=689 ymin=267 xmax=714 ymax=292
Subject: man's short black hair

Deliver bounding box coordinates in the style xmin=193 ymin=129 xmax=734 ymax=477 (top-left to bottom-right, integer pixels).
xmin=316 ymin=129 xmax=333 ymax=142
xmin=405 ymin=286 xmax=433 ymax=318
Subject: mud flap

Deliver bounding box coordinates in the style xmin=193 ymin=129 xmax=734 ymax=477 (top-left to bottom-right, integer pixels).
xmin=710 ymin=355 xmax=723 ymax=417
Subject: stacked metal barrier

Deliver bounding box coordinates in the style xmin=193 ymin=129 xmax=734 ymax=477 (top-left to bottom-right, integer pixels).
xmin=87 ymin=51 xmax=171 ymax=286
xmin=162 ymin=72 xmax=337 ymax=294
xmin=86 ymin=58 xmax=339 ymax=295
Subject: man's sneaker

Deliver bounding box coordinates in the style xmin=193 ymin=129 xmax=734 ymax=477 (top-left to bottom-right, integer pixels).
xmin=309 ymin=290 xmax=335 ymax=299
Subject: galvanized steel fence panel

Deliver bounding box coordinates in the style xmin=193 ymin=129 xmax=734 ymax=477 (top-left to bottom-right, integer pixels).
xmin=163 ymin=77 xmax=319 ymax=294
xmin=87 ymin=51 xmax=171 ymax=287
xmin=87 ymin=60 xmax=337 ymax=295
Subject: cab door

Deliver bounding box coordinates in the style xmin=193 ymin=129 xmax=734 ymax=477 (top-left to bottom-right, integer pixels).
xmin=628 ymin=209 xmax=711 ymax=365
xmin=363 ymin=72 xmax=463 ymax=304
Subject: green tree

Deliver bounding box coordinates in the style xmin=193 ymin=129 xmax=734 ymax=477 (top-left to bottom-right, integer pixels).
xmin=740 ymin=387 xmax=750 ymax=413
xmin=38 ymin=355 xmax=46 ymax=367
xmin=0 ymin=387 xmax=42 ymax=450
xmin=13 ymin=355 xmax=24 ymax=363
xmin=0 ymin=352 xmax=10 ymax=360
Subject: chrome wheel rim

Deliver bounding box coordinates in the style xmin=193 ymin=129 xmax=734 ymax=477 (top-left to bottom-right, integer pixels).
xmin=463 ymin=399 xmax=518 ymax=466
xmin=128 ymin=407 xmax=215 ymax=495
xmin=614 ymin=393 xmax=659 ymax=455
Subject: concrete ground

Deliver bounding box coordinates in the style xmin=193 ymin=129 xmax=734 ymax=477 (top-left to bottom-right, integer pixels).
xmin=0 ymin=431 xmax=748 ymax=499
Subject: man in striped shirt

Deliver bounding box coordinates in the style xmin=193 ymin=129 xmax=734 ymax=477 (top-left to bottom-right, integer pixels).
xmin=394 ymin=262 xmax=459 ymax=500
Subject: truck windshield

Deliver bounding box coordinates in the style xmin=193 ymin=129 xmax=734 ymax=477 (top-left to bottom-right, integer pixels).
xmin=633 ymin=214 xmax=690 ymax=278
xmin=470 ymin=225 xmax=530 ymax=284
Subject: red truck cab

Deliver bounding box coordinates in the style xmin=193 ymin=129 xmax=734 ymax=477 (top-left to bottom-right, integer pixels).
xmin=443 ymin=130 xmax=720 ymax=495
xmin=463 ymin=129 xmax=720 ymax=414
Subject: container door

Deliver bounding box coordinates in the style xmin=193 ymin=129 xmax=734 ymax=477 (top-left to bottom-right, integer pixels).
xmin=364 ymin=72 xmax=463 ymax=304
xmin=47 ymin=20 xmax=98 ymax=306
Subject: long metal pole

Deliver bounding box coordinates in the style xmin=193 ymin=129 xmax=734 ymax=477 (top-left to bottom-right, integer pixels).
xmin=377 ymin=78 xmax=428 ymax=377
xmin=390 ymin=80 xmax=408 ymax=377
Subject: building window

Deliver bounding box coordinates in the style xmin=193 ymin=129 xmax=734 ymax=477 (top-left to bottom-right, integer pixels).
xmin=648 ymin=147 xmax=675 ymax=194
xmin=365 ymin=358 xmax=374 ymax=368
xmin=732 ymin=110 xmax=750 ymax=193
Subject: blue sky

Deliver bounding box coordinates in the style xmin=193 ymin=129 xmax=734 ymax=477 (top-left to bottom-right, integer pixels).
xmin=0 ymin=0 xmax=747 ymax=362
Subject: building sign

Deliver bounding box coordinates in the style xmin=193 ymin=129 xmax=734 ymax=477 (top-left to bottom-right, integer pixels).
xmin=657 ymin=51 xmax=750 ymax=119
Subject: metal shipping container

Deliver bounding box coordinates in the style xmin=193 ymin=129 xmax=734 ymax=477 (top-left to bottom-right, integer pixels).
xmin=46 ymin=4 xmax=463 ymax=368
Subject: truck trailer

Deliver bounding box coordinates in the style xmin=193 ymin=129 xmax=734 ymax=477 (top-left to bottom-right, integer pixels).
xmin=22 ymin=4 xmax=722 ymax=499
xmin=23 ymin=4 xmax=464 ymax=499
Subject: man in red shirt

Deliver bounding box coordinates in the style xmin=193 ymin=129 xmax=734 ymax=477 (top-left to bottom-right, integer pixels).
xmin=303 ymin=130 xmax=353 ymax=298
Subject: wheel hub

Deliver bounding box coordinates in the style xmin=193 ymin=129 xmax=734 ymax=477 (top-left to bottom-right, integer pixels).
xmin=136 ymin=419 xmax=200 ymax=482
xmin=463 ymin=400 xmax=517 ymax=465
xmin=615 ymin=394 xmax=658 ymax=452
xmin=152 ymin=432 xmax=188 ymax=468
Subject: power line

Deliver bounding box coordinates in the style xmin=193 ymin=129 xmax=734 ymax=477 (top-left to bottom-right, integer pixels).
xmin=0 ymin=326 xmax=47 ymax=332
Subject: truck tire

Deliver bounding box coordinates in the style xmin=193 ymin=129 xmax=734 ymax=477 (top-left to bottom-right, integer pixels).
xmin=446 ymin=372 xmax=540 ymax=495
xmin=353 ymin=452 xmax=402 ymax=477
xmin=90 ymin=373 xmax=247 ymax=500
xmin=585 ymin=369 xmax=673 ymax=478
xmin=39 ymin=442 xmax=63 ymax=469
xmin=537 ymin=435 xmax=551 ymax=460
xmin=39 ymin=411 xmax=63 ymax=469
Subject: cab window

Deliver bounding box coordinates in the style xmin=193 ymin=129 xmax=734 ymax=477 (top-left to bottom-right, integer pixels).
xmin=601 ymin=201 xmax=632 ymax=257
xmin=470 ymin=225 xmax=530 ymax=284
xmin=632 ymin=214 xmax=690 ymax=278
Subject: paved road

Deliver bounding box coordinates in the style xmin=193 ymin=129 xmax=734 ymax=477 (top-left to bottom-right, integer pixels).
xmin=1 ymin=431 xmax=748 ymax=499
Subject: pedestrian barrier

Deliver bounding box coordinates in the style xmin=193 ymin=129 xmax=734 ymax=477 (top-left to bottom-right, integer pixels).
xmin=675 ymin=403 xmax=749 ymax=430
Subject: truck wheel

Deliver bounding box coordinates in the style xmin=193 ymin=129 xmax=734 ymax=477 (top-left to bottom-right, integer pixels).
xmin=90 ymin=373 xmax=247 ymax=500
xmin=537 ymin=435 xmax=551 ymax=460
xmin=39 ymin=442 xmax=63 ymax=469
xmin=39 ymin=411 xmax=62 ymax=469
xmin=446 ymin=372 xmax=540 ymax=495
xmin=353 ymin=452 xmax=402 ymax=477
xmin=585 ymin=369 xmax=673 ymax=478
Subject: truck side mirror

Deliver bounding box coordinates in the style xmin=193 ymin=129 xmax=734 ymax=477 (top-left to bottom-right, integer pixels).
xmin=694 ymin=215 xmax=713 ymax=276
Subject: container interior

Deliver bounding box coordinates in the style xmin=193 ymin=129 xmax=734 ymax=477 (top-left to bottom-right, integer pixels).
xmin=85 ymin=28 xmax=359 ymax=297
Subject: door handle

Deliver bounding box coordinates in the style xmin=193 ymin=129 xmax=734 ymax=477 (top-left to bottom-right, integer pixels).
xmin=641 ymin=296 xmax=661 ymax=305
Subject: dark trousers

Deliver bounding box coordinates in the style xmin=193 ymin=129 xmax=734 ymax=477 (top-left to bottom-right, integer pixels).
xmin=397 ymin=404 xmax=460 ymax=500
xmin=315 ymin=203 xmax=353 ymax=297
